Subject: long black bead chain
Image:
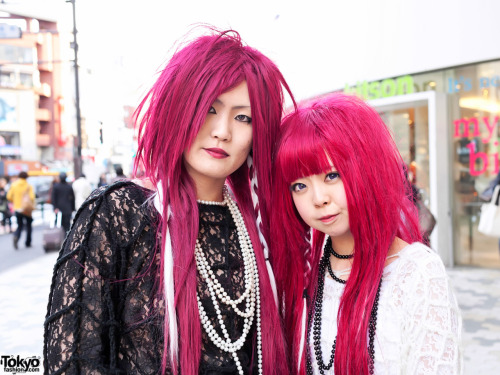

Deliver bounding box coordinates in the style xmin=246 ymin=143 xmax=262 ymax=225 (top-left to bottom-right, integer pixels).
xmin=326 ymin=257 xmax=347 ymax=285
xmin=306 ymin=245 xmax=381 ymax=375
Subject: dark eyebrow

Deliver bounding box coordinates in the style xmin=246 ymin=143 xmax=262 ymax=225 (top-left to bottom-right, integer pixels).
xmin=214 ymin=98 xmax=250 ymax=110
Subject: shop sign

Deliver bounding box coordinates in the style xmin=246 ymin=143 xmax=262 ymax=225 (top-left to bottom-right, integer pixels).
xmin=448 ymin=75 xmax=500 ymax=93
xmin=344 ymin=75 xmax=414 ymax=100
xmin=454 ymin=116 xmax=499 ymax=176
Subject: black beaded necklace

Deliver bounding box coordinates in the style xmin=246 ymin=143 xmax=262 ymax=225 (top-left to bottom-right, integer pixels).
xmin=324 ymin=237 xmax=354 ymax=259
xmin=306 ymin=240 xmax=381 ymax=375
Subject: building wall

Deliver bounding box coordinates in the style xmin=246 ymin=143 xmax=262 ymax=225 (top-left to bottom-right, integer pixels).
xmin=0 ymin=12 xmax=68 ymax=171
xmin=277 ymin=0 xmax=500 ymax=101
xmin=0 ymin=88 xmax=36 ymax=160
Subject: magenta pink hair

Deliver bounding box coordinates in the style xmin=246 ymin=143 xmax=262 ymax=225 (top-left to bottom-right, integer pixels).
xmin=272 ymin=93 xmax=421 ymax=374
xmin=134 ymin=29 xmax=294 ymax=375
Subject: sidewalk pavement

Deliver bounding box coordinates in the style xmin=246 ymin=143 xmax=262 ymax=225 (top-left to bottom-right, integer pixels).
xmin=447 ymin=267 xmax=500 ymax=373
xmin=0 ymin=246 xmax=499 ymax=374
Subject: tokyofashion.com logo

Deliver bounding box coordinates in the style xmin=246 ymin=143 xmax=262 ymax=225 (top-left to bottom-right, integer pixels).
xmin=0 ymin=355 xmax=41 ymax=373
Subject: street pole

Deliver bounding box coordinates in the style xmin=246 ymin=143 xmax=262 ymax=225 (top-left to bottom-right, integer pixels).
xmin=67 ymin=0 xmax=82 ymax=178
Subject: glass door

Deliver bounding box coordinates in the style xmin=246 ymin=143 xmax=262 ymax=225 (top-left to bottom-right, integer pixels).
xmin=369 ymin=91 xmax=454 ymax=266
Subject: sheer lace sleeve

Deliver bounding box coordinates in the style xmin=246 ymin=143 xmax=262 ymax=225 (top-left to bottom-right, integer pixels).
xmin=401 ymin=245 xmax=463 ymax=374
xmin=43 ymin=182 xmax=164 ymax=375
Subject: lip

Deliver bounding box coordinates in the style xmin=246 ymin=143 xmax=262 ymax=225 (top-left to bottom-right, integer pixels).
xmin=319 ymin=214 xmax=338 ymax=224
xmin=204 ymin=148 xmax=229 ymax=159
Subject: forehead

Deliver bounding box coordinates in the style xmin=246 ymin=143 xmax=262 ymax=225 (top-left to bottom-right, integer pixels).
xmin=278 ymin=133 xmax=335 ymax=184
xmin=215 ymin=81 xmax=250 ymax=107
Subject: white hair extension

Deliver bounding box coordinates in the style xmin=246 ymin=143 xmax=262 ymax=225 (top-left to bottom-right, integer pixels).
xmin=298 ymin=229 xmax=314 ymax=371
xmin=153 ymin=180 xmax=178 ymax=365
xmin=303 ymin=228 xmax=313 ymax=282
xmin=247 ymin=155 xmax=278 ymax=306
xmin=297 ymin=298 xmax=307 ymax=371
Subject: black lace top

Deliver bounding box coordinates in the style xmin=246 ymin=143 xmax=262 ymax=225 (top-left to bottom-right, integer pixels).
xmin=44 ymin=181 xmax=256 ymax=374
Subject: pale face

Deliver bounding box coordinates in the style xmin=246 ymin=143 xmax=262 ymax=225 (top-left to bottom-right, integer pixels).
xmin=290 ymin=168 xmax=352 ymax=241
xmin=183 ymin=81 xmax=253 ymax=187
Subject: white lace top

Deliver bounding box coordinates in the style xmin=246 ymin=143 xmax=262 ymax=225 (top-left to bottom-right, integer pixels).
xmin=309 ymin=242 xmax=463 ymax=374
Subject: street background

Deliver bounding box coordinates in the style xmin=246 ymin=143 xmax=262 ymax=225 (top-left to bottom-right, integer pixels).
xmin=0 ymin=0 xmax=500 ymax=373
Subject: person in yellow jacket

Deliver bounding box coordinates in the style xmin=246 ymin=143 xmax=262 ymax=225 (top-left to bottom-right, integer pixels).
xmin=7 ymin=171 xmax=36 ymax=249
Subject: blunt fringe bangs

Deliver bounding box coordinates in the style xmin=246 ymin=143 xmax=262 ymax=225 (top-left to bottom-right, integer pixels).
xmin=273 ymin=93 xmax=421 ymax=374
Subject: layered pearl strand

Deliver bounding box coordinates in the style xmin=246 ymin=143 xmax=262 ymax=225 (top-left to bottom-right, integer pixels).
xmin=195 ymin=187 xmax=262 ymax=375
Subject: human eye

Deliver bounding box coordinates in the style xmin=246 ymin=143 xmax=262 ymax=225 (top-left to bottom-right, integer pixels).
xmin=235 ymin=114 xmax=252 ymax=123
xmin=208 ymin=106 xmax=216 ymax=114
xmin=290 ymin=182 xmax=307 ymax=193
xmin=325 ymin=172 xmax=340 ymax=182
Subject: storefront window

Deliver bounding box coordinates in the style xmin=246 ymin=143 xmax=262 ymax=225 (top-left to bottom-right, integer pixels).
xmin=447 ymin=62 xmax=500 ymax=268
xmin=342 ymin=60 xmax=500 ymax=268
xmin=411 ymin=62 xmax=500 ymax=268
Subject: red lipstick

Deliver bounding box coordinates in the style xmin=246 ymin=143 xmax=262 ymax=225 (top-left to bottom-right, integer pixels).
xmin=319 ymin=214 xmax=337 ymax=223
xmin=204 ymin=148 xmax=229 ymax=159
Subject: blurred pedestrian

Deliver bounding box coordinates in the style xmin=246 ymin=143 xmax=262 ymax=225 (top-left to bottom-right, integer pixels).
xmin=479 ymin=171 xmax=500 ymax=202
xmin=72 ymin=173 xmax=92 ymax=210
xmin=51 ymin=172 xmax=75 ymax=234
xmin=97 ymin=173 xmax=107 ymax=187
xmin=7 ymin=171 xmax=35 ymax=249
xmin=479 ymin=171 xmax=500 ymax=252
xmin=111 ymin=166 xmax=127 ymax=183
xmin=45 ymin=175 xmax=59 ymax=205
xmin=406 ymin=168 xmax=436 ymax=245
xmin=0 ymin=177 xmax=12 ymax=234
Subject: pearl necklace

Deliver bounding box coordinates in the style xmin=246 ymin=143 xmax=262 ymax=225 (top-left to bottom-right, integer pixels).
xmin=195 ymin=187 xmax=262 ymax=375
xmin=197 ymin=198 xmax=226 ymax=206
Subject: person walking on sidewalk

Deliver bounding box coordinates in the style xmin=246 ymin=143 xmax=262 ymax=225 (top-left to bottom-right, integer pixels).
xmin=51 ymin=172 xmax=75 ymax=234
xmin=72 ymin=173 xmax=92 ymax=210
xmin=7 ymin=171 xmax=35 ymax=249
xmin=0 ymin=177 xmax=12 ymax=234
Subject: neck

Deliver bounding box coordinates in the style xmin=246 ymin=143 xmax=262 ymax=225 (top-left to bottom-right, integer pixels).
xmin=330 ymin=232 xmax=355 ymax=256
xmin=193 ymin=177 xmax=225 ymax=202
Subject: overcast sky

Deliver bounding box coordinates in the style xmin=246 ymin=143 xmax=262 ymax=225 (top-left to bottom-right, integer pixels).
xmin=4 ymin=0 xmax=498 ymax=110
xmin=2 ymin=0 xmax=356 ymax=105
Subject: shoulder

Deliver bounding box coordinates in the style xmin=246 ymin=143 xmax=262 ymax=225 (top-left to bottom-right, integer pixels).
xmin=394 ymin=242 xmax=446 ymax=276
xmin=389 ymin=243 xmax=458 ymax=308
xmin=80 ymin=180 xmax=154 ymax=217
xmin=64 ymin=181 xmax=158 ymax=261
xmin=385 ymin=243 xmax=451 ymax=302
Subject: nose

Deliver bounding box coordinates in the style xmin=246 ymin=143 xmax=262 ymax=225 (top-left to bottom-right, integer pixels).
xmin=312 ymin=184 xmax=330 ymax=207
xmin=210 ymin=115 xmax=231 ymax=142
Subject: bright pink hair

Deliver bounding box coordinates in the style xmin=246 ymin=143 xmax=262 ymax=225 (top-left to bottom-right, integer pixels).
xmin=272 ymin=93 xmax=421 ymax=374
xmin=134 ymin=29 xmax=294 ymax=375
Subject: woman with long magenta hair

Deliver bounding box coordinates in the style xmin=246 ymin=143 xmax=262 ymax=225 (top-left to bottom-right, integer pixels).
xmin=272 ymin=93 xmax=462 ymax=374
xmin=44 ymin=29 xmax=294 ymax=375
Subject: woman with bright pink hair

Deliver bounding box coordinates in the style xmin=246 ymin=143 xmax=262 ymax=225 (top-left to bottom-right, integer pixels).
xmin=44 ymin=29 xmax=294 ymax=375
xmin=272 ymin=93 xmax=462 ymax=374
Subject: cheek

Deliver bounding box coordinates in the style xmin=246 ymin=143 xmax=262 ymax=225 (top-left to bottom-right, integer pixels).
xmin=236 ymin=129 xmax=253 ymax=157
xmin=292 ymin=195 xmax=312 ymax=224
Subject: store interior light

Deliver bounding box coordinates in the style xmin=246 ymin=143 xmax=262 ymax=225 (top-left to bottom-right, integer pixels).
xmin=429 ymin=81 xmax=436 ymax=87
xmin=459 ymin=97 xmax=500 ymax=113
